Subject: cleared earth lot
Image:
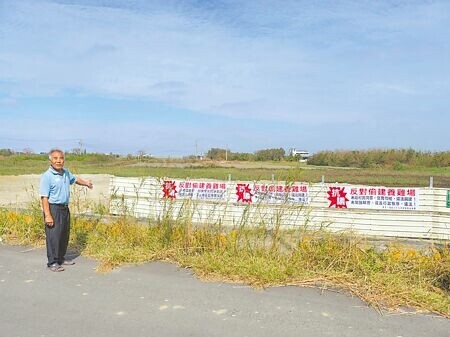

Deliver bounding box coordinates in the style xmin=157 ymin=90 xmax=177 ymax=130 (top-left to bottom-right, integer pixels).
xmin=0 ymin=174 xmax=111 ymax=207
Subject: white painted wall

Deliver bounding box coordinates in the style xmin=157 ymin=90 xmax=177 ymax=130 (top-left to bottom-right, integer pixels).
xmin=110 ymin=177 xmax=450 ymax=240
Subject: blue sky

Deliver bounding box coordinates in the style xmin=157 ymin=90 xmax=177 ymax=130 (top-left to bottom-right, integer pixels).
xmin=0 ymin=0 xmax=449 ymax=156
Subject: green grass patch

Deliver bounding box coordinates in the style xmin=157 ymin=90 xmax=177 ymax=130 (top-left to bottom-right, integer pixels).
xmin=1 ymin=154 xmax=449 ymax=187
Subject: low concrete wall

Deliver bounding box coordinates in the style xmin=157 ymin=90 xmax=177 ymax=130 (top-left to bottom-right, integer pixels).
xmin=110 ymin=176 xmax=450 ymax=240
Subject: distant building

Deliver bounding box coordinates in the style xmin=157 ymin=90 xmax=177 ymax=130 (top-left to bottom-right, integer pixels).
xmin=290 ymin=148 xmax=310 ymax=162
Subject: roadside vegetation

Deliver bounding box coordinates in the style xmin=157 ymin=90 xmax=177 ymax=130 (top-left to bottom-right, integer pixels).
xmin=0 ymin=149 xmax=449 ymax=187
xmin=0 ymin=201 xmax=448 ymax=317
xmin=308 ymin=148 xmax=450 ymax=169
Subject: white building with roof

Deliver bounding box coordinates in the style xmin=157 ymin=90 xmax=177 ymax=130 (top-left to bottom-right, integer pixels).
xmin=290 ymin=148 xmax=310 ymax=162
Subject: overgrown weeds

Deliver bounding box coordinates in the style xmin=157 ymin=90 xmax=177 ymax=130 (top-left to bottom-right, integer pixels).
xmin=0 ymin=206 xmax=448 ymax=317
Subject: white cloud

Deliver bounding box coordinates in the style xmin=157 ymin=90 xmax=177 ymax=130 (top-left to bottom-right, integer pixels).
xmin=365 ymin=82 xmax=417 ymax=95
xmin=1 ymin=0 xmax=449 ymax=154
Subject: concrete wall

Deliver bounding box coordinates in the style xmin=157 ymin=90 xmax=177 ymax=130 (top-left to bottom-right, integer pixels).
xmin=110 ymin=176 xmax=450 ymax=240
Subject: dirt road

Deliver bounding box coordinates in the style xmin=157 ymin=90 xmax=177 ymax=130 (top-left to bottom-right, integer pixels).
xmin=0 ymin=174 xmax=111 ymax=208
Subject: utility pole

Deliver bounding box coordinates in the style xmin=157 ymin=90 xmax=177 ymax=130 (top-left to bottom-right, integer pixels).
xmin=78 ymin=139 xmax=84 ymax=154
xmin=195 ymin=140 xmax=198 ymax=158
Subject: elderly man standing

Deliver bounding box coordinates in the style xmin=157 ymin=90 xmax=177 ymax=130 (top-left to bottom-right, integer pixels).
xmin=40 ymin=148 xmax=93 ymax=272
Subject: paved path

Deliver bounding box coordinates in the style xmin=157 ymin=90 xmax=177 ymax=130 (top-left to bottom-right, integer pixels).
xmin=0 ymin=244 xmax=448 ymax=337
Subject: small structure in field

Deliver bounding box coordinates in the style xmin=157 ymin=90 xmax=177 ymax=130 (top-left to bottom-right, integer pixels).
xmin=290 ymin=148 xmax=310 ymax=162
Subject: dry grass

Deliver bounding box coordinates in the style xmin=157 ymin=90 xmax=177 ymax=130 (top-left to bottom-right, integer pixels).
xmin=1 ymin=207 xmax=448 ymax=317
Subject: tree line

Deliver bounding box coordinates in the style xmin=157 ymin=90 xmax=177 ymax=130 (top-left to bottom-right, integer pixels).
xmin=206 ymin=147 xmax=449 ymax=168
xmin=2 ymin=147 xmax=449 ymax=168
xmin=206 ymin=147 xmax=287 ymax=161
xmin=307 ymin=149 xmax=450 ymax=168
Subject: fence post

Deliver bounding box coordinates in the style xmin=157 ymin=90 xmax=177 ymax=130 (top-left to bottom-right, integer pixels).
xmin=429 ymin=176 xmax=433 ymax=188
xmin=228 ymin=173 xmax=232 ymax=181
xmin=321 ymin=175 xmax=325 ymax=184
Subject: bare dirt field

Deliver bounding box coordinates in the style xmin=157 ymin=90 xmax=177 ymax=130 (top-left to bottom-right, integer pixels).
xmin=0 ymin=174 xmax=111 ymax=208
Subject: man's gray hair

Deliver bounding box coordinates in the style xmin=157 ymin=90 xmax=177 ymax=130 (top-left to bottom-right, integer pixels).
xmin=48 ymin=148 xmax=65 ymax=159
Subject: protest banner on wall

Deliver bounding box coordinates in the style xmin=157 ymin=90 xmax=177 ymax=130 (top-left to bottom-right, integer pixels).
xmin=162 ymin=180 xmax=418 ymax=210
xmin=327 ymin=185 xmax=419 ymax=210
xmin=236 ymin=183 xmax=310 ymax=205
xmin=162 ymin=180 xmax=310 ymax=205
xmin=162 ymin=180 xmax=228 ymax=201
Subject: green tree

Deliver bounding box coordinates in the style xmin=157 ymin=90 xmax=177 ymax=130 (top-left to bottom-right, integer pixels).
xmin=206 ymin=148 xmax=227 ymax=160
xmin=254 ymin=148 xmax=286 ymax=161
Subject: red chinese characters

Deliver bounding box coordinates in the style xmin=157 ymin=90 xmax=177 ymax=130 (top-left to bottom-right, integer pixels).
xmin=251 ymin=183 xmax=309 ymax=204
xmin=162 ymin=180 xmax=177 ymax=199
xmin=343 ymin=185 xmax=418 ymax=210
xmin=327 ymin=187 xmax=349 ymax=208
xmin=236 ymin=183 xmax=253 ymax=203
xmin=163 ymin=179 xmax=229 ymax=200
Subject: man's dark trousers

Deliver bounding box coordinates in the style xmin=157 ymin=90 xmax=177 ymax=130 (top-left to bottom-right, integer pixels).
xmin=45 ymin=204 xmax=70 ymax=266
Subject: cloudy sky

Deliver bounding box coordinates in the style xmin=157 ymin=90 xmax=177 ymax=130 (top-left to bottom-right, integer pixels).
xmin=0 ymin=0 xmax=449 ymax=156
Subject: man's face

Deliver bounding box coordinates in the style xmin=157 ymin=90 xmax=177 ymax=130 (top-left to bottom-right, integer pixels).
xmin=49 ymin=151 xmax=65 ymax=171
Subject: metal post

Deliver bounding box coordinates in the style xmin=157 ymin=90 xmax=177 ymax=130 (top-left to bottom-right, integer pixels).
xmin=271 ymin=174 xmax=275 ymax=182
xmin=429 ymin=176 xmax=433 ymax=188
xmin=228 ymin=173 xmax=231 ymax=181
xmin=322 ymin=175 xmax=325 ymax=184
